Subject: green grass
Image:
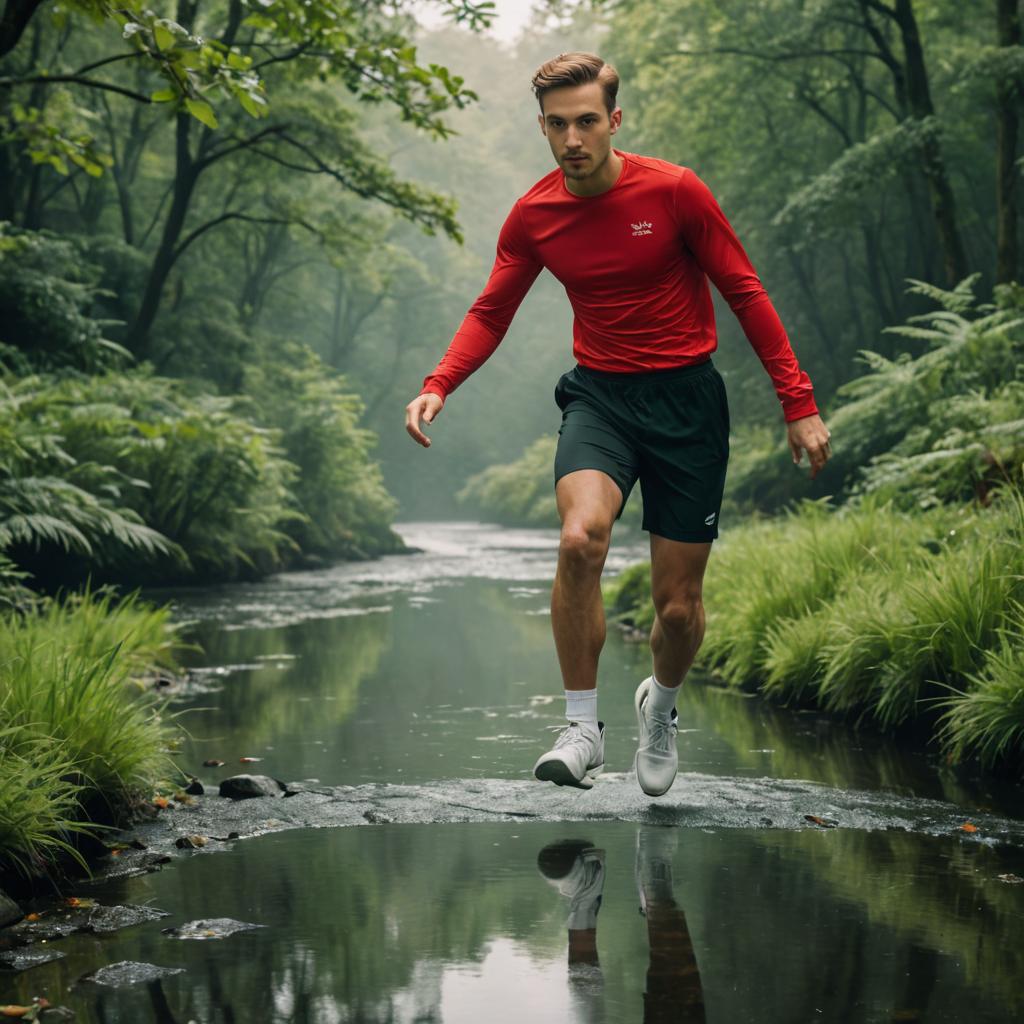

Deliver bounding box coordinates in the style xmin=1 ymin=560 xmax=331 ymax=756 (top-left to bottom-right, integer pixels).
xmin=603 ymin=486 xmax=1024 ymax=771
xmin=938 ymin=604 xmax=1024 ymax=767
xmin=0 ymin=588 xmax=187 ymax=882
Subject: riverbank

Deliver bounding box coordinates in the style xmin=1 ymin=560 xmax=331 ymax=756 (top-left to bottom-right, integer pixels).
xmin=603 ymin=488 xmax=1024 ymax=773
xmin=0 ymin=588 xmax=188 ymax=898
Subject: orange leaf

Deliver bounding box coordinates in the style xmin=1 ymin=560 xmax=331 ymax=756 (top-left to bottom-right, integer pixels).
xmin=1 ymin=1007 xmax=32 ymax=1018
xmin=959 ymin=822 xmax=978 ymax=833
xmin=24 ymin=913 xmax=40 ymax=922
xmin=153 ymin=796 xmax=170 ymax=808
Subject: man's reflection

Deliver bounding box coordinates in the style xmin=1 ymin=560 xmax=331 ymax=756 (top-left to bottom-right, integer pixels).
xmin=537 ymin=827 xmax=705 ymax=1023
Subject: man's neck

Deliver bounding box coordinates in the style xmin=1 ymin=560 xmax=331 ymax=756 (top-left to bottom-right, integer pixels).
xmin=565 ymin=149 xmax=624 ymax=198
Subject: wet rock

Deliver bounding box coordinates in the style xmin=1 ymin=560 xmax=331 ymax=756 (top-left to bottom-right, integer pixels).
xmin=0 ymin=946 xmax=66 ymax=971
xmin=83 ymin=772 xmax=1024 ymax=891
xmin=0 ymin=889 xmax=23 ymax=927
xmin=184 ymin=776 xmax=205 ymax=795
xmin=79 ymin=960 xmax=185 ymax=986
xmin=1 ymin=902 xmax=169 ymax=946
xmin=161 ymin=917 xmax=267 ymax=940
xmin=219 ymin=774 xmax=289 ymax=799
xmin=101 ymin=848 xmax=172 ymax=880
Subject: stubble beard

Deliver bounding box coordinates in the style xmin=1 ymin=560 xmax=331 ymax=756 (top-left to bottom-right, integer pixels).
xmin=561 ymin=145 xmax=610 ymax=181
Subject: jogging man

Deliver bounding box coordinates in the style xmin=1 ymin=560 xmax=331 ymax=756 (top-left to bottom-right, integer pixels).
xmin=404 ymin=52 xmax=832 ymax=797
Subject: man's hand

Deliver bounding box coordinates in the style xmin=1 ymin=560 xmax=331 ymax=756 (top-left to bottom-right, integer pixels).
xmin=405 ymin=392 xmax=445 ymax=448
xmin=787 ymin=413 xmax=832 ymax=480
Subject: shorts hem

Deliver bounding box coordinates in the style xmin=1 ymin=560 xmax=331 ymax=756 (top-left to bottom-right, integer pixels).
xmin=553 ymin=464 xmax=632 ymax=519
xmin=644 ymin=525 xmax=719 ymax=543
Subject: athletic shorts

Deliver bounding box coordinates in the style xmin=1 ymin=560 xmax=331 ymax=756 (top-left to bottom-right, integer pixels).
xmin=553 ymin=358 xmax=730 ymax=542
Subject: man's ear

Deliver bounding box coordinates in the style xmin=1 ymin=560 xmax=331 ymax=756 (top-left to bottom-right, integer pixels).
xmin=609 ymin=106 xmax=622 ymax=135
xmin=537 ymin=112 xmax=546 ymax=135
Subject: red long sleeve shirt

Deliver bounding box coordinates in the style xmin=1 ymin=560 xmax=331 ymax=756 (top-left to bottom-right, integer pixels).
xmin=420 ymin=150 xmax=818 ymax=422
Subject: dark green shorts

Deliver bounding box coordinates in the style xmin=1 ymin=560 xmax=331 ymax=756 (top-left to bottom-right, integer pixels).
xmin=553 ymin=359 xmax=730 ymax=542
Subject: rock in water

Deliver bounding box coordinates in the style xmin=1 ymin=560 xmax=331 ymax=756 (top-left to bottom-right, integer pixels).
xmin=161 ymin=917 xmax=267 ymax=940
xmin=0 ymin=890 xmax=23 ymax=927
xmin=219 ymin=774 xmax=288 ymax=799
xmin=80 ymin=961 xmax=185 ymax=986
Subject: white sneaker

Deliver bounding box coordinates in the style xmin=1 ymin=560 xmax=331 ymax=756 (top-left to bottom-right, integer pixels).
xmin=537 ymin=840 xmax=606 ymax=929
xmin=634 ymin=677 xmax=678 ymax=796
xmin=635 ymin=825 xmax=679 ymax=916
xmin=533 ymin=721 xmax=605 ymax=789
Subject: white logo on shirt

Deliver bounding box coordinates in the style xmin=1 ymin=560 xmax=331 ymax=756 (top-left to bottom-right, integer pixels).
xmin=631 ymin=220 xmax=654 ymax=236
xmin=704 ymin=512 xmax=717 ymax=526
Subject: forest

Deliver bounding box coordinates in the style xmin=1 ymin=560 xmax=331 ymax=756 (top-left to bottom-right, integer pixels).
xmin=1 ymin=0 xmax=1023 ymax=886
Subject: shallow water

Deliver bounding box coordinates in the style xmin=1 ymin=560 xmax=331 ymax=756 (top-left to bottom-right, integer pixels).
xmin=3 ymin=521 xmax=1024 ymax=1021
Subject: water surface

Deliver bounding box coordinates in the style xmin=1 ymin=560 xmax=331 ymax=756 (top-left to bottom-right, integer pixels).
xmin=3 ymin=521 xmax=1022 ymax=1022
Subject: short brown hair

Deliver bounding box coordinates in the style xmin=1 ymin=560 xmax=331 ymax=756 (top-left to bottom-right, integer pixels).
xmin=532 ymin=52 xmax=619 ymax=115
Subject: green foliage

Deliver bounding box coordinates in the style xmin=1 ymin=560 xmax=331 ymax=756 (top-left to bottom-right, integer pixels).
xmin=456 ymin=436 xmax=559 ymax=526
xmin=727 ymin=278 xmax=1024 ymax=512
xmin=22 ymin=369 xmax=302 ymax=582
xmin=240 ymin=340 xmax=404 ymax=559
xmin=0 ymin=224 xmax=131 ymax=373
xmin=1 ymin=0 xmax=492 ymax=174
xmin=773 ymin=118 xmax=944 ymax=244
xmin=0 ymin=587 xmax=184 ymax=880
xmin=0 ymin=373 xmax=175 ymax=584
xmin=938 ymin=605 xmax=1024 ymax=769
xmin=604 ymin=487 xmax=1024 ymax=770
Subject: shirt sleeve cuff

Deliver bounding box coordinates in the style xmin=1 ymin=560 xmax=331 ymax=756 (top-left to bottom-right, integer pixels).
xmin=782 ymin=396 xmax=820 ymax=423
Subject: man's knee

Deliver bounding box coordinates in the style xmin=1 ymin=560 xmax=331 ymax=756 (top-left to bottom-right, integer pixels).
xmin=653 ymin=590 xmax=704 ymax=633
xmin=559 ymin=518 xmax=612 ymax=574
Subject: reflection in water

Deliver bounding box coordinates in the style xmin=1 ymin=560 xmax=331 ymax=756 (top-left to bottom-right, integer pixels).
xmin=17 ymin=523 xmax=1019 ymax=1023
xmin=538 ymin=828 xmax=707 ymax=1024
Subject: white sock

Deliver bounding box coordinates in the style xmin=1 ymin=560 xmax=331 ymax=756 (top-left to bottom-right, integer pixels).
xmin=565 ymin=688 xmax=598 ymax=731
xmin=647 ymin=674 xmax=678 ymax=722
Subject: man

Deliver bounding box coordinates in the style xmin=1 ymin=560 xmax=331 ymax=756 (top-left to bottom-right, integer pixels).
xmin=404 ymin=52 xmax=831 ymax=797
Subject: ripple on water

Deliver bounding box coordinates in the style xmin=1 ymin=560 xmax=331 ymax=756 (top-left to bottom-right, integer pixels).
xmin=148 ymin=521 xmax=646 ymax=629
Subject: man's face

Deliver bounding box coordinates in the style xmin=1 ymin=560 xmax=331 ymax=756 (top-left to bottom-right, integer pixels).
xmin=538 ymin=81 xmax=621 ymax=182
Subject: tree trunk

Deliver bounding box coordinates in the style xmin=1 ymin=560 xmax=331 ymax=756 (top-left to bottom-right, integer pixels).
xmin=126 ymin=113 xmax=198 ymax=355
xmin=996 ymin=0 xmax=1021 ymax=284
xmin=0 ymin=0 xmax=44 ymax=60
xmin=892 ymin=0 xmax=969 ymax=284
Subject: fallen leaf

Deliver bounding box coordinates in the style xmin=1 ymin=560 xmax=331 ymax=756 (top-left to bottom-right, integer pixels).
xmin=172 ymin=791 xmax=195 ymax=805
xmin=804 ymin=814 xmax=838 ymax=829
xmin=0 ymin=1006 xmax=32 ymax=1018
xmin=153 ymin=796 xmax=170 ymax=809
xmin=997 ymin=873 xmax=1023 ymax=884
xmin=64 ymin=897 xmax=94 ymax=908
xmin=239 ymin=756 xmax=262 ymax=763
xmin=175 ymin=834 xmax=208 ymax=849
xmin=202 ymin=759 xmax=225 ymax=767
xmin=23 ymin=913 xmax=40 ymax=922
xmin=958 ymin=822 xmax=978 ymax=833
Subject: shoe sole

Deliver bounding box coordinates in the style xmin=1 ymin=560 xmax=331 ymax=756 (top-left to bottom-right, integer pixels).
xmin=534 ymin=759 xmax=604 ymax=790
xmin=634 ymin=680 xmax=676 ymax=797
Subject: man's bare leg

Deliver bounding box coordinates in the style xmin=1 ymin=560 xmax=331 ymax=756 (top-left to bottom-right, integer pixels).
xmin=632 ymin=536 xmax=713 ymax=795
xmin=648 ymin=535 xmax=713 ymax=689
xmin=551 ymin=469 xmax=622 ymax=691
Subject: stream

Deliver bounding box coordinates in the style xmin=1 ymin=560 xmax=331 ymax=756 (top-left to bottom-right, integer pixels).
xmin=3 ymin=521 xmax=1023 ymax=1023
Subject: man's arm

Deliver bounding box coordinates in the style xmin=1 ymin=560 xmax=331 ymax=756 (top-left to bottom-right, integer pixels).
xmin=674 ymin=169 xmax=831 ymax=476
xmin=407 ymin=200 xmax=543 ymax=448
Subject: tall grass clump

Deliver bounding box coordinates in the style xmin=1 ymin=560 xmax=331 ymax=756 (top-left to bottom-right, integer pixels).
xmin=699 ymin=498 xmax=948 ymax=688
xmin=937 ymin=606 xmax=1024 ymax=769
xmin=0 ymin=590 xmax=185 ymax=881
